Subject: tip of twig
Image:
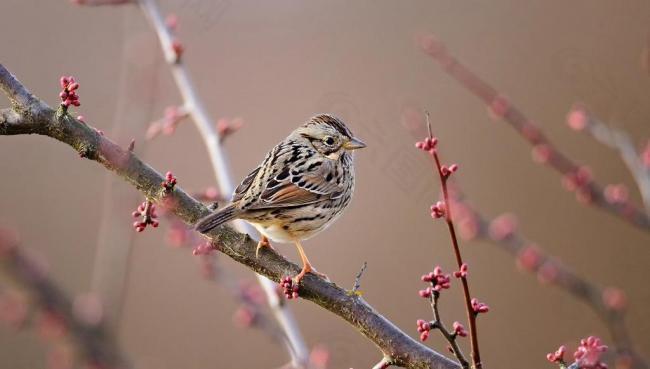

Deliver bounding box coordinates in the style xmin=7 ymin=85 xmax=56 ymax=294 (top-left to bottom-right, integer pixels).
xmin=424 ymin=111 xmax=433 ymax=139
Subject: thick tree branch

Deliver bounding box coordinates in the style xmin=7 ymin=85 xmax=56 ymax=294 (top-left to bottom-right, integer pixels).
xmin=0 ymin=64 xmax=459 ymax=369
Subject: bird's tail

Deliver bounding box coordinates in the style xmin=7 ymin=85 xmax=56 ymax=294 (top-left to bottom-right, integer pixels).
xmin=195 ymin=203 xmax=239 ymax=233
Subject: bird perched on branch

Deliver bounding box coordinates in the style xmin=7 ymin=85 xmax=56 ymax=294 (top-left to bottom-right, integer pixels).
xmin=196 ymin=114 xmax=366 ymax=283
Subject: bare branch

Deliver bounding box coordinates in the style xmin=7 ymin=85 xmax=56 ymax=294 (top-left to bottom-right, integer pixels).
xmin=350 ymin=261 xmax=368 ymax=294
xmin=0 ymin=63 xmax=459 ymax=369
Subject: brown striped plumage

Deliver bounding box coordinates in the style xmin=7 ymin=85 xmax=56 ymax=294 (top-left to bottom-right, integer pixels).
xmin=196 ymin=114 xmax=366 ymax=282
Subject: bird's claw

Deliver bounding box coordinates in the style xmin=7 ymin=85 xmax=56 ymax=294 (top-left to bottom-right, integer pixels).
xmin=255 ymin=237 xmax=273 ymax=258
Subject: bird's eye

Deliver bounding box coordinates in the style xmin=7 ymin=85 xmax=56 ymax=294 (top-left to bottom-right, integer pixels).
xmin=324 ymin=136 xmax=335 ymax=145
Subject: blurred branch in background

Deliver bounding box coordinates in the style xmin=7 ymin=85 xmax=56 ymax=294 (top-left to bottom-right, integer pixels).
xmin=565 ymin=105 xmax=650 ymax=215
xmin=0 ymin=64 xmax=460 ymax=369
xmin=71 ymin=0 xmax=309 ymax=366
xmin=0 ymin=229 xmax=129 ymax=369
xmin=447 ymin=186 xmax=647 ymax=369
xmin=419 ymin=35 xmax=650 ymax=232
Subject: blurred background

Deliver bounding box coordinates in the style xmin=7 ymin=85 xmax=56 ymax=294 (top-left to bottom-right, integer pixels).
xmin=1 ymin=0 xmax=649 ymax=368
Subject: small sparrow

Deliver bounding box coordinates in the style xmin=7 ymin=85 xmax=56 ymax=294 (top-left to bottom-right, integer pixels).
xmin=196 ymin=114 xmax=366 ymax=283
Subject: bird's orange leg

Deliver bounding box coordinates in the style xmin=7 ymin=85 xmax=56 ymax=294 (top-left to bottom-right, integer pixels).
xmin=293 ymin=240 xmax=329 ymax=283
xmin=255 ymin=235 xmax=274 ymax=258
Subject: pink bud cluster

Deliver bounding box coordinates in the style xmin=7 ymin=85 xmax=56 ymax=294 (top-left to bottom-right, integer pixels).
xmin=601 ymin=287 xmax=627 ymax=312
xmin=280 ymin=276 xmax=299 ymax=299
xmin=415 ymin=136 xmax=438 ymax=152
xmin=440 ymin=164 xmax=459 ymax=179
xmin=514 ymin=245 xmax=563 ymax=285
xmin=166 ymin=13 xmax=184 ymax=61
xmin=166 ymin=220 xmax=192 ymax=248
xmin=145 ymin=106 xmax=189 ymax=139
xmin=547 ymin=345 xmax=566 ymax=363
xmin=452 ymin=321 xmax=467 ymax=337
xmin=547 ymin=336 xmax=608 ymax=369
xmin=488 ymin=213 xmax=517 ymax=241
xmin=416 ymin=319 xmax=431 ymax=341
xmin=430 ymin=201 xmax=446 ymax=219
xmin=488 ymin=95 xmax=510 ymax=120
xmin=161 ymin=171 xmax=177 ymax=192
xmin=471 ymin=298 xmax=489 ymax=314
xmin=232 ymin=282 xmax=266 ymax=328
xmin=574 ymin=336 xmax=608 ymax=369
xmin=453 ymin=263 xmax=468 ymax=278
xmin=642 ymin=141 xmax=650 ymax=169
xmin=132 ymin=201 xmax=159 ymax=232
xmin=192 ymin=242 xmax=213 ymax=256
xmin=232 ymin=306 xmax=256 ymax=328
xmin=217 ymin=117 xmax=244 ymax=141
xmin=603 ymin=184 xmax=628 ymax=205
xmin=562 ymin=166 xmax=593 ymax=203
xmin=171 ymin=40 xmax=184 ymax=60
xmin=516 ymin=244 xmax=542 ymax=272
xmin=566 ymin=105 xmax=590 ymax=131
xmin=532 ymin=144 xmax=554 ymax=164
xmin=165 ymin=14 xmax=178 ymax=30
xmin=59 ymin=76 xmax=80 ymax=108
xmin=308 ymin=345 xmax=331 ymax=369
xmin=419 ymin=266 xmax=451 ymax=297
xmin=194 ymin=187 xmax=222 ymax=202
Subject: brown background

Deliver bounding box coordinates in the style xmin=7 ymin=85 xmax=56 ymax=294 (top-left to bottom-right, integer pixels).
xmin=1 ymin=1 xmax=649 ymax=368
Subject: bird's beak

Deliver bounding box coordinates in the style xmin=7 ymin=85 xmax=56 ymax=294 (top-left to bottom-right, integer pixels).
xmin=344 ymin=137 xmax=367 ymax=150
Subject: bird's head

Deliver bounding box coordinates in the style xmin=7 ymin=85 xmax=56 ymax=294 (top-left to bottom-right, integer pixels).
xmin=294 ymin=114 xmax=366 ymax=160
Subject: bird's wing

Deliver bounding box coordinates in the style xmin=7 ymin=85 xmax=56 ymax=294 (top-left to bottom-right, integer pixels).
xmin=249 ymin=154 xmax=344 ymax=210
xmin=232 ymin=166 xmax=261 ymax=202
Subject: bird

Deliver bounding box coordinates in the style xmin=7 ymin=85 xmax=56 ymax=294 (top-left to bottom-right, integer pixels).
xmin=195 ymin=114 xmax=366 ymax=283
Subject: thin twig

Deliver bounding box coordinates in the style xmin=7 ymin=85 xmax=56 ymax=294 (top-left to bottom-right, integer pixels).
xmin=351 ymin=261 xmax=368 ymax=294
xmin=425 ymin=112 xmax=483 ymax=369
xmin=429 ymin=292 xmax=469 ymax=369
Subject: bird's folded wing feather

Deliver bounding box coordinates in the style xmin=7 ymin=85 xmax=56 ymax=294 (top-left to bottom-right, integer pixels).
xmin=254 ymin=158 xmax=343 ymax=209
xmin=232 ymin=166 xmax=260 ymax=202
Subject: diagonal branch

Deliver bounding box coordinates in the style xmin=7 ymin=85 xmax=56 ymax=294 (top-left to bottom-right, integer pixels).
xmin=0 ymin=63 xmax=460 ymax=369
xmin=420 ymin=35 xmax=650 ymax=232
